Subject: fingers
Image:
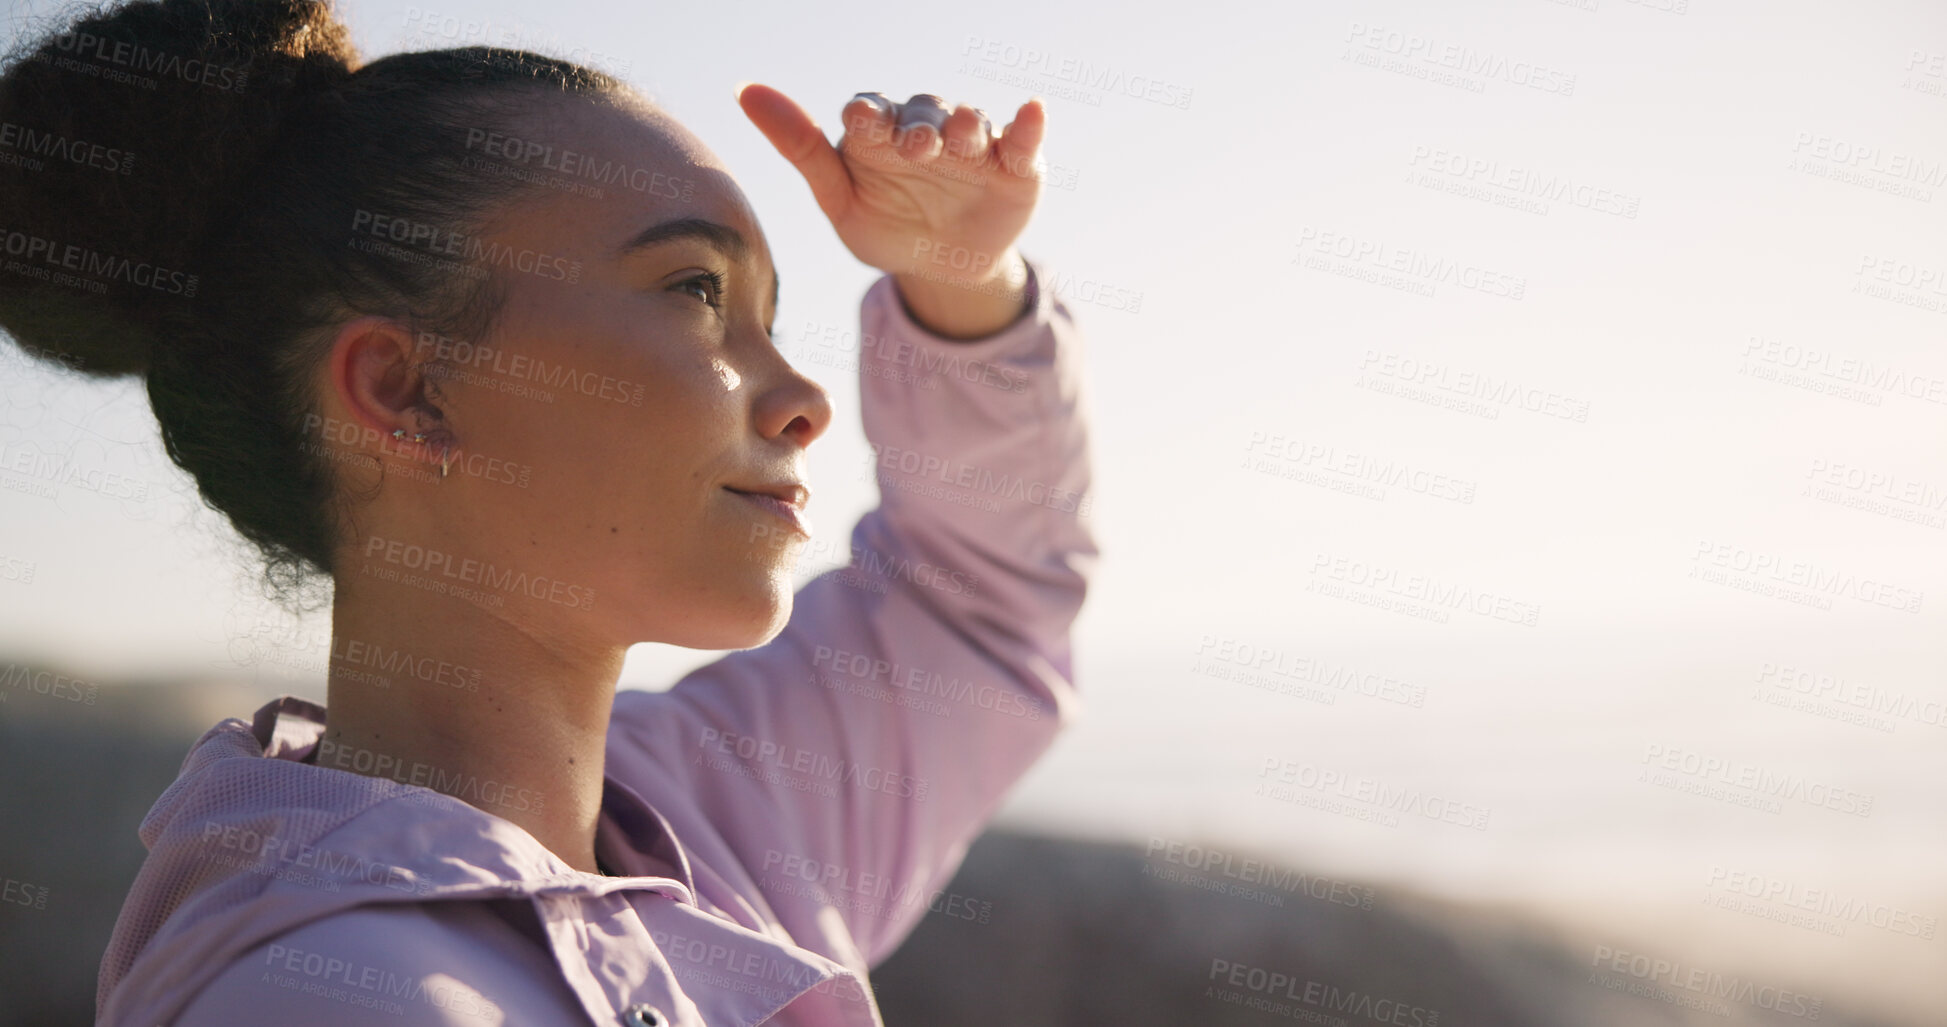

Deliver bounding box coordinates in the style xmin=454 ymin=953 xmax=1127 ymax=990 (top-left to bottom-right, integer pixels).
xmin=994 ymin=98 xmax=1047 ymax=179
xmin=939 ymin=104 xmax=994 ymax=164
xmin=842 ymin=92 xmax=900 ymax=149
xmin=841 ymin=92 xmax=945 ymax=163
xmin=839 ymin=91 xmax=1046 ymax=180
xmin=898 ymin=96 xmax=1000 ymax=165
xmin=894 ymin=94 xmax=950 ymax=135
xmin=736 ymin=82 xmax=853 ymax=223
xmin=891 ymin=94 xmax=948 ymax=161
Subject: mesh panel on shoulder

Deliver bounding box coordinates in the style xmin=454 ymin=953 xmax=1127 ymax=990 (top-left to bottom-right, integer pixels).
xmin=96 ymin=707 xmax=393 ymax=1016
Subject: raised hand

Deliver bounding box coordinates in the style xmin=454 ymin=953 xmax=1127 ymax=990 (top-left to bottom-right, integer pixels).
xmin=737 ymin=84 xmax=1048 ymax=339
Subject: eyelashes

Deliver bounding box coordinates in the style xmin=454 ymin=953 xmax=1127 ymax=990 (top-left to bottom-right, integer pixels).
xmin=673 ymin=269 xmax=775 ymax=341
xmin=675 ymin=269 xmax=728 ymax=310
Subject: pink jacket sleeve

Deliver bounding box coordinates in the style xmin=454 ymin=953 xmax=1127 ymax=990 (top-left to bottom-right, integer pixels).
xmin=607 ymin=260 xmax=1097 ymax=965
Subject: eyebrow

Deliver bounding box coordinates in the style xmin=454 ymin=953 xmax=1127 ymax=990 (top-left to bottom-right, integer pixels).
xmin=617 ymin=215 xmax=780 ymax=317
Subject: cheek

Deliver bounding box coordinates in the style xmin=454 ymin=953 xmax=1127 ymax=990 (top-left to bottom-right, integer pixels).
xmin=522 ymin=360 xmax=740 ymax=532
xmin=463 ymin=331 xmax=694 ymax=462
xmin=455 ymin=292 xmax=746 ymax=522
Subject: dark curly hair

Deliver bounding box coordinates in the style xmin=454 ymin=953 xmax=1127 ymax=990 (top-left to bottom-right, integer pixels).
xmin=0 ymin=0 xmax=627 ymax=603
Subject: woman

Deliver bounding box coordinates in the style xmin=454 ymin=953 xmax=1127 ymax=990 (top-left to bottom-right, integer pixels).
xmin=0 ymin=1 xmax=1096 ymax=1023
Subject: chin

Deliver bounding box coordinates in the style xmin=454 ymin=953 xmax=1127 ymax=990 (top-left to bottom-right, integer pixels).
xmin=741 ymin=583 xmax=796 ymax=649
xmin=687 ymin=584 xmax=794 ymax=652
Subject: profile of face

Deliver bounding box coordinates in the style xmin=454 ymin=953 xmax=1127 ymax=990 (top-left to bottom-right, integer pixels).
xmin=323 ymin=91 xmax=834 ymax=654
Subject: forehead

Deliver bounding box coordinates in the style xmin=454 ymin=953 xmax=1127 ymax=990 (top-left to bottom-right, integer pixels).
xmin=487 ymin=92 xmax=770 ymax=266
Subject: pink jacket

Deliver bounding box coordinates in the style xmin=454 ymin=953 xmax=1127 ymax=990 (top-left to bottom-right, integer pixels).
xmin=93 ymin=262 xmax=1096 ymax=1027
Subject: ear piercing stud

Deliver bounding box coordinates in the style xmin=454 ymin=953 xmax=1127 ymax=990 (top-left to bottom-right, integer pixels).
xmin=389 ymin=428 xmax=445 ymax=477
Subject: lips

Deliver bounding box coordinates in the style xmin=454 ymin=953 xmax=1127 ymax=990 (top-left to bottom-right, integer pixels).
xmin=724 ymin=482 xmax=810 ymax=510
xmin=725 ymin=482 xmax=812 ymax=538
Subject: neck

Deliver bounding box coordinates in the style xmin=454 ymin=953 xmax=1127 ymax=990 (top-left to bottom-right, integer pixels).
xmin=318 ymin=579 xmax=624 ymax=875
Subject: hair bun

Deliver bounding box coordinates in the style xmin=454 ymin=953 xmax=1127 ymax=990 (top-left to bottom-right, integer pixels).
xmin=0 ymin=0 xmax=358 ymax=377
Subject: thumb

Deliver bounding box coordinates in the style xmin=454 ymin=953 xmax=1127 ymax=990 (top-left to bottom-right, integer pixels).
xmin=736 ymin=82 xmax=853 ymax=223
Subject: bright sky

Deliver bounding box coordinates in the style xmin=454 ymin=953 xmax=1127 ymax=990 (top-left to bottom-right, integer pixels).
xmin=3 ymin=0 xmax=1944 ymax=1018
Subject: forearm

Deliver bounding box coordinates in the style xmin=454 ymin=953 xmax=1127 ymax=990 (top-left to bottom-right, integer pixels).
xmin=862 ymin=258 xmax=1096 ymax=655
xmin=890 ymin=247 xmax=1032 ymax=340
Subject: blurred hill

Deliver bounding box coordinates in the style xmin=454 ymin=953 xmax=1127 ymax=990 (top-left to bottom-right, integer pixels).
xmin=871 ymin=831 xmax=1915 ymax=1027
xmin=0 ymin=669 xmax=281 ymax=1027
xmin=0 ymin=670 xmax=1923 ymax=1027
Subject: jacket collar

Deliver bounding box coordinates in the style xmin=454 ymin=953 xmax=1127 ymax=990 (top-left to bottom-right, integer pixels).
xmin=245 ymin=693 xmax=701 ymax=899
xmin=101 ymin=695 xmax=724 ymax=1025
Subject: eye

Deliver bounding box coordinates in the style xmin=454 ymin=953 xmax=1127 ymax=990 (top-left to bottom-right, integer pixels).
xmin=675 ymin=270 xmax=727 ymax=310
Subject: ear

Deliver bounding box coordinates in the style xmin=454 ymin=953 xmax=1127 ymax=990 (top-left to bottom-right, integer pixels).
xmin=327 ymin=316 xmax=450 ymax=468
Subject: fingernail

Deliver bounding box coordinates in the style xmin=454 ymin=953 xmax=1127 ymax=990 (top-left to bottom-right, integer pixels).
xmin=734 ymin=81 xmax=754 ymax=101
xmin=852 ymin=92 xmax=890 ymax=113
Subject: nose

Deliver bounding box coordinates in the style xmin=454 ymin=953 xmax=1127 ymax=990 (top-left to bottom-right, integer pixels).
xmin=757 ymin=362 xmax=833 ymax=448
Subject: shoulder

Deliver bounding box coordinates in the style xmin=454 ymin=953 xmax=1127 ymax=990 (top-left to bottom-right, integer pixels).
xmin=172 ymin=900 xmax=582 ymax=1025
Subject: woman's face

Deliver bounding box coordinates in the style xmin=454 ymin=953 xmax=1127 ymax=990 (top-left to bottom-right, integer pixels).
xmin=346 ymin=92 xmax=834 ymax=652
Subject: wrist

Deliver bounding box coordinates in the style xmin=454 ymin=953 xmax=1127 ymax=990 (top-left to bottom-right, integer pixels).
xmin=891 ymin=249 xmax=1032 ymax=341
